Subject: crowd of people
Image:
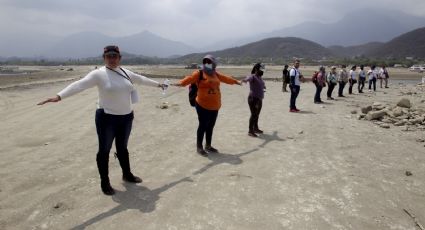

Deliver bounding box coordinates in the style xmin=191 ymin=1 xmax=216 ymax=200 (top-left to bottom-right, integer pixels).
xmin=282 ymin=60 xmax=390 ymax=109
xmin=37 ymin=45 xmax=391 ymax=195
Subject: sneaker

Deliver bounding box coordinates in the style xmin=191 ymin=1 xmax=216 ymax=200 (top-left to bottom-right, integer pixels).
xmin=123 ymin=173 xmax=143 ymax=183
xmin=294 ymin=108 xmax=300 ymax=112
xmin=197 ymin=148 xmax=208 ymax=157
xmin=289 ymin=109 xmax=297 ymax=112
xmin=254 ymin=129 xmax=263 ymax=134
xmin=248 ymin=132 xmax=258 ymax=137
xmin=205 ymin=146 xmax=218 ymax=153
xmin=101 ymin=181 xmax=115 ymax=196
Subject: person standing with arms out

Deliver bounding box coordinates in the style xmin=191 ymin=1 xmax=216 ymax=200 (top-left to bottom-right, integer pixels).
xmin=379 ymin=65 xmax=390 ymax=88
xmin=337 ymin=65 xmax=348 ymax=97
xmin=368 ymin=65 xmax=378 ymax=92
xmin=326 ymin=66 xmax=338 ymax=100
xmin=282 ymin=65 xmax=290 ymax=92
xmin=348 ymin=65 xmax=357 ymax=94
xmin=358 ymin=65 xmax=366 ymax=93
xmin=242 ymin=63 xmax=266 ymax=137
xmin=37 ymin=45 xmax=165 ymax=196
xmin=314 ymin=66 xmax=326 ymax=104
xmin=289 ymin=59 xmax=303 ymax=112
xmin=173 ymin=55 xmax=241 ymax=157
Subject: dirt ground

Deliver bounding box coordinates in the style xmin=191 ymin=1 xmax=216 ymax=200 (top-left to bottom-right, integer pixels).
xmin=0 ymin=66 xmax=424 ymax=230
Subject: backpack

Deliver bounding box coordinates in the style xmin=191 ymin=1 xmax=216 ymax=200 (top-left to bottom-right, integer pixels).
xmin=188 ymin=70 xmax=203 ymax=107
xmin=311 ymin=71 xmax=319 ymax=83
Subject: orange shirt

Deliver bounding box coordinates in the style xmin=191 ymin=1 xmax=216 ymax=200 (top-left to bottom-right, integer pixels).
xmin=180 ymin=70 xmax=238 ymax=110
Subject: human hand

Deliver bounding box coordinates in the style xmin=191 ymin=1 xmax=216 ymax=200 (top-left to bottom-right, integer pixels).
xmin=37 ymin=95 xmax=61 ymax=105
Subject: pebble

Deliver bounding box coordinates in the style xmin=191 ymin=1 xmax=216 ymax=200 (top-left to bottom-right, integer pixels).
xmin=405 ymin=171 xmax=413 ymax=176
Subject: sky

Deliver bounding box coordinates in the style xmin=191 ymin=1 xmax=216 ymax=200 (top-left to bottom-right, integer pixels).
xmin=1 ymin=0 xmax=425 ymax=46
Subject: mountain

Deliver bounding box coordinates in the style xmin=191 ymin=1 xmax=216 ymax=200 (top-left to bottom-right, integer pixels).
xmin=366 ymin=27 xmax=425 ymax=58
xmin=43 ymin=30 xmax=196 ymax=58
xmin=1 ymin=30 xmax=196 ymax=59
xmin=328 ymin=42 xmax=384 ymax=58
xmin=179 ymin=37 xmax=332 ymax=62
xmin=202 ymin=9 xmax=425 ymax=50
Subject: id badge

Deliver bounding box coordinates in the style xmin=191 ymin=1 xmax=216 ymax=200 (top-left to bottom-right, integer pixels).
xmin=131 ymin=89 xmax=139 ymax=104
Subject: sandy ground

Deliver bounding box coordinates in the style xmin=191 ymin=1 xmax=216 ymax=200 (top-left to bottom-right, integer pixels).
xmin=0 ymin=66 xmax=425 ymax=230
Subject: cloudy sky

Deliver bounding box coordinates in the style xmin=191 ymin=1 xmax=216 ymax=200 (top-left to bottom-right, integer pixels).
xmin=1 ymin=0 xmax=425 ymax=45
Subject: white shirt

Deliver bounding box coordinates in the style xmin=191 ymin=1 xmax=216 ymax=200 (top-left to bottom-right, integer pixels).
xmin=367 ymin=69 xmax=378 ymax=80
xmin=349 ymin=70 xmax=356 ymax=80
xmin=289 ymin=68 xmax=301 ymax=86
xmin=358 ymin=69 xmax=366 ymax=79
xmin=58 ymin=66 xmax=159 ymax=115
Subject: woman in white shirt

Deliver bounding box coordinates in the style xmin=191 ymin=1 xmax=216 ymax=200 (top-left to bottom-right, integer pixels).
xmin=379 ymin=65 xmax=389 ymax=88
xmin=38 ymin=45 xmax=164 ymax=195
xmin=367 ymin=65 xmax=378 ymax=92
xmin=348 ymin=65 xmax=357 ymax=94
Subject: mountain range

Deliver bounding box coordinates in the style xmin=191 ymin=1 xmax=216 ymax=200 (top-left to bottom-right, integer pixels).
xmin=0 ymin=8 xmax=424 ymax=59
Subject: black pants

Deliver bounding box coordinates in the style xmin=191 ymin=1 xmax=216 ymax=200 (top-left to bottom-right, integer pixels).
xmin=289 ymin=85 xmax=300 ymax=109
xmin=338 ymin=82 xmax=346 ymax=96
xmin=348 ymin=79 xmax=356 ymax=94
xmin=314 ymin=84 xmax=323 ymax=102
xmin=95 ymin=109 xmax=134 ymax=182
xmin=195 ymin=104 xmax=218 ymax=148
xmin=327 ymin=83 xmax=336 ymax=98
xmin=369 ymin=78 xmax=376 ymax=91
xmin=358 ymin=78 xmax=365 ymax=92
xmin=248 ymin=96 xmax=262 ymax=132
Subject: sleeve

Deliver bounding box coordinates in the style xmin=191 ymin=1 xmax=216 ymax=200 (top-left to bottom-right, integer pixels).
xmin=127 ymin=69 xmax=159 ymax=87
xmin=216 ymin=72 xmax=238 ymax=85
xmin=179 ymin=70 xmax=201 ymax=87
xmin=57 ymin=70 xmax=99 ymax=99
xmin=242 ymin=75 xmax=253 ymax=83
xmin=289 ymin=69 xmax=295 ymax=85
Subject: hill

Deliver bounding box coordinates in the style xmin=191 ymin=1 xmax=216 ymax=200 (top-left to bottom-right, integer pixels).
xmin=328 ymin=42 xmax=384 ymax=58
xmin=179 ymin=37 xmax=332 ymax=63
xmin=366 ymin=27 xmax=425 ymax=59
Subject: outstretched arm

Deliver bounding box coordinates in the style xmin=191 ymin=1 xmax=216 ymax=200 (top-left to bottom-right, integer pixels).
xmin=37 ymin=95 xmax=61 ymax=105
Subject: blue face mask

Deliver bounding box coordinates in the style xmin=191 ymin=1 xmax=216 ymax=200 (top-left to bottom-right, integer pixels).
xmin=204 ymin=63 xmax=213 ymax=70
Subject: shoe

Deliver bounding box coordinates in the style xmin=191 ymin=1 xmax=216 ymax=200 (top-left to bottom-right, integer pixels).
xmin=385 ymin=86 xmax=389 ymax=88
xmin=314 ymin=101 xmax=323 ymax=104
xmin=205 ymin=146 xmax=218 ymax=153
xmin=254 ymin=129 xmax=263 ymax=134
xmin=101 ymin=181 xmax=115 ymax=196
xmin=197 ymin=148 xmax=208 ymax=157
xmin=289 ymin=109 xmax=297 ymax=112
xmin=123 ymin=173 xmax=143 ymax=183
xmin=294 ymin=108 xmax=300 ymax=112
xmin=330 ymin=97 xmax=335 ymax=100
xmin=248 ymin=132 xmax=258 ymax=137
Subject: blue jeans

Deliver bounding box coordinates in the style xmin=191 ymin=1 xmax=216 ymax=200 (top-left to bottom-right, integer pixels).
xmin=338 ymin=82 xmax=346 ymax=96
xmin=314 ymin=84 xmax=323 ymax=102
xmin=95 ymin=109 xmax=134 ymax=181
xmin=289 ymin=85 xmax=300 ymax=109
xmin=369 ymin=78 xmax=376 ymax=91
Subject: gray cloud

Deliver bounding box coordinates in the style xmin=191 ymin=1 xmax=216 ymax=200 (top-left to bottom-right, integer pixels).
xmin=0 ymin=0 xmax=424 ymax=46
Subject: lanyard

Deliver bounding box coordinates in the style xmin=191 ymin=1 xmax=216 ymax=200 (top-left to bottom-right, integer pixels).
xmin=106 ymin=67 xmax=133 ymax=84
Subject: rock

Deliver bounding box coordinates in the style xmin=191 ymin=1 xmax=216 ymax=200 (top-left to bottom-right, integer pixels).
xmin=380 ymin=124 xmax=390 ymax=129
xmin=351 ymin=110 xmax=357 ymax=114
xmin=394 ymin=121 xmax=406 ymax=126
xmin=397 ymin=98 xmax=412 ymax=108
xmin=361 ymin=105 xmax=373 ymax=114
xmin=365 ymin=110 xmax=387 ymax=120
xmin=392 ymin=107 xmax=404 ymax=117
xmin=358 ymin=114 xmax=366 ymax=120
xmin=372 ymin=102 xmax=386 ymax=111
xmin=405 ymin=171 xmax=413 ymax=176
xmin=411 ymin=118 xmax=423 ymax=125
xmin=416 ymin=139 xmax=425 ymax=143
xmin=298 ymin=130 xmax=304 ymax=134
xmin=381 ymin=118 xmax=393 ymax=124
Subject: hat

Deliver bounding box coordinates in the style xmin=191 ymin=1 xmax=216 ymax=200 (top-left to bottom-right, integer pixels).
xmin=103 ymin=45 xmax=120 ymax=55
xmin=202 ymin=54 xmax=217 ymax=69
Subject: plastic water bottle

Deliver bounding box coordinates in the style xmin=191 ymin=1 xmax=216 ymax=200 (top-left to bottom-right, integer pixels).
xmin=162 ymin=79 xmax=170 ymax=95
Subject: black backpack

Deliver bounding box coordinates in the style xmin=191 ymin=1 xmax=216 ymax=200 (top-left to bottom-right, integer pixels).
xmin=188 ymin=70 xmax=203 ymax=107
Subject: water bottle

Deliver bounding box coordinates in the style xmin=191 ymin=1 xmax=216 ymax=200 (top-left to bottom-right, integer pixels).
xmin=162 ymin=79 xmax=170 ymax=95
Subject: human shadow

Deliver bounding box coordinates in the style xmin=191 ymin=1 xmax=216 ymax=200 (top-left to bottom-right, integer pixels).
xmin=257 ymin=131 xmax=285 ymax=148
xmin=297 ymin=110 xmax=315 ymax=114
xmin=71 ymin=176 xmax=193 ymax=230
xmin=193 ymin=148 xmax=260 ymax=175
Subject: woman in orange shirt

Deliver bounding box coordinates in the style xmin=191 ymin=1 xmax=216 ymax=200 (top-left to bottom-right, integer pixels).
xmin=173 ymin=55 xmax=241 ymax=156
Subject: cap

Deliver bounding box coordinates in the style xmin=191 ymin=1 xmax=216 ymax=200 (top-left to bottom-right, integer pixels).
xmin=103 ymin=45 xmax=120 ymax=55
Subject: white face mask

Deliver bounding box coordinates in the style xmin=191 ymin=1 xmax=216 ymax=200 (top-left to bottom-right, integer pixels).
xmin=204 ymin=63 xmax=213 ymax=69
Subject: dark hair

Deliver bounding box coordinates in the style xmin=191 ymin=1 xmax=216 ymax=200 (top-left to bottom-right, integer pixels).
xmin=284 ymin=65 xmax=289 ymax=68
xmin=351 ymin=65 xmax=356 ymax=70
xmin=371 ymin=65 xmax=376 ymax=70
xmin=360 ymin=64 xmax=364 ymax=69
xmin=251 ymin=63 xmax=262 ymax=74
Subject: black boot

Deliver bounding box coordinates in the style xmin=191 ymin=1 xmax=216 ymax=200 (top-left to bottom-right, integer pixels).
xmin=117 ymin=150 xmax=142 ymax=183
xmin=97 ymin=153 xmax=115 ymax=195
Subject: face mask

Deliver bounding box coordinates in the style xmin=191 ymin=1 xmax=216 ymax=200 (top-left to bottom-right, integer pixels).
xmin=204 ymin=63 xmax=213 ymax=70
xmin=257 ymin=70 xmax=264 ymax=76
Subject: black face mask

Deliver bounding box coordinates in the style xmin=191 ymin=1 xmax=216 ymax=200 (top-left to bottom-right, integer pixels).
xmin=257 ymin=70 xmax=264 ymax=76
